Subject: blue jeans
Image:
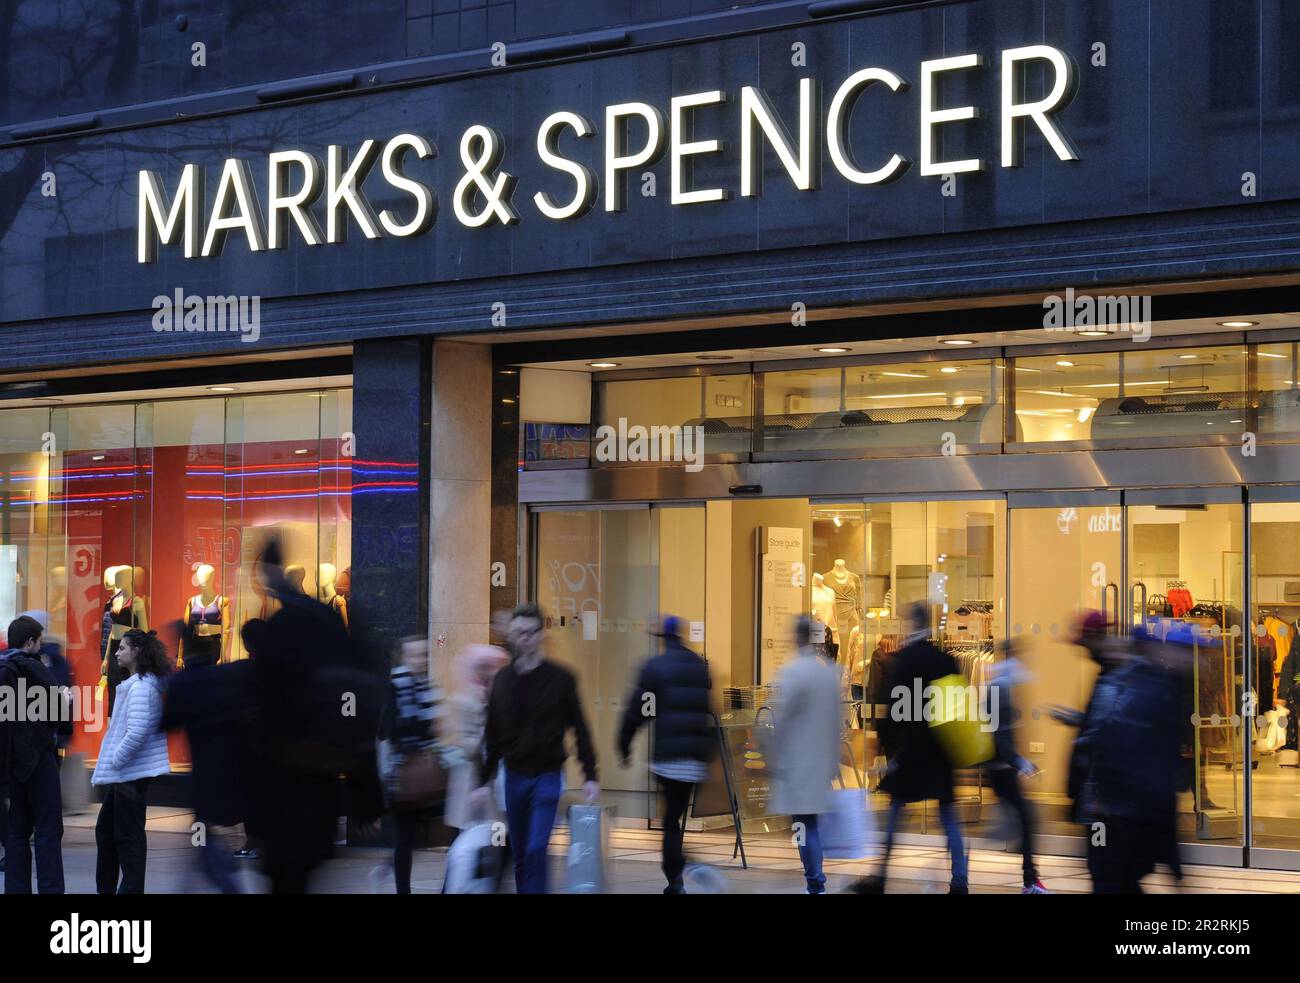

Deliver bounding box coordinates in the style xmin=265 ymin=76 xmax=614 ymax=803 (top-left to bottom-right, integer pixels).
xmin=881 ymin=798 xmax=968 ymax=889
xmin=792 ymin=814 xmax=825 ymax=893
xmin=503 ymin=769 xmax=562 ymax=894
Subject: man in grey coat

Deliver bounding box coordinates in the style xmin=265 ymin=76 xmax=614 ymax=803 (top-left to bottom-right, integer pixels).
xmin=772 ymin=616 xmax=844 ymax=894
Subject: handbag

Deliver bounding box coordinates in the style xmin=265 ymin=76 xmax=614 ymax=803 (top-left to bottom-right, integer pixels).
xmin=393 ymin=748 xmax=447 ymax=811
xmin=818 ymin=788 xmax=875 ymax=859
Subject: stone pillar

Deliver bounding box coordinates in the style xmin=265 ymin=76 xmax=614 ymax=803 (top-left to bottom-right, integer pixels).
xmin=429 ymin=340 xmax=494 ymax=674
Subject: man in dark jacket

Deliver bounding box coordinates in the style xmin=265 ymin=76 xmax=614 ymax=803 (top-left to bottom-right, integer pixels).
xmin=618 ymin=615 xmax=714 ymax=894
xmin=852 ymin=602 xmax=968 ymax=894
xmin=474 ymin=602 xmax=598 ymax=894
xmin=1 ymin=614 xmax=69 ymax=894
xmin=161 ymin=641 xmax=256 ymax=894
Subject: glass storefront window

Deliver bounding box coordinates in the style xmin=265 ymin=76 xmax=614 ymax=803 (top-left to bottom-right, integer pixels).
xmin=596 ymin=373 xmax=752 ymax=458
xmin=1014 ymin=346 xmax=1247 ymax=444
xmin=762 ymin=359 xmax=1001 ymax=455
xmin=0 ymin=388 xmax=353 ymax=771
xmin=1256 ymin=342 xmax=1300 ymax=436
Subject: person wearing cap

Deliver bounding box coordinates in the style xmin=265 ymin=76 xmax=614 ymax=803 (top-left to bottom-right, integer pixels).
xmin=618 ymin=614 xmax=714 ymax=894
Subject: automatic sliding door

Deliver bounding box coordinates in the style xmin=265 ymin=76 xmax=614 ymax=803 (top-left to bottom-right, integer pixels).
xmin=1009 ymin=493 xmax=1123 ymax=839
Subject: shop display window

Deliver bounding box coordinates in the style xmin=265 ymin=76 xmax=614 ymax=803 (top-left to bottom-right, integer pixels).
xmin=595 ymin=373 xmax=752 ymax=459
xmin=0 ymin=389 xmax=352 ymax=771
xmin=1256 ymin=342 xmax=1300 ymax=436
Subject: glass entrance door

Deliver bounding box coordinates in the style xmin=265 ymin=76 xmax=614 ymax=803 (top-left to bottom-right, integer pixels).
xmin=1009 ymin=493 xmax=1124 ymax=838
xmin=1126 ymin=491 xmax=1245 ymax=855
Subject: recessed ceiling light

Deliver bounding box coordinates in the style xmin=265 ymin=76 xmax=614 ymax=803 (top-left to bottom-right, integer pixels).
xmin=941 ymin=339 xmax=975 ymax=346
xmin=940 ymin=367 xmax=960 ymax=374
xmin=1055 ymin=360 xmax=1075 ymax=367
xmin=1230 ymin=419 xmax=1243 ymax=423
xmin=1178 ymin=354 xmax=1197 ymax=359
xmin=816 ymin=347 xmax=850 ymax=354
xmin=696 ymin=354 xmax=734 ymax=361
xmin=501 ymin=398 xmax=516 ymax=404
xmin=92 ymin=454 xmax=106 ymax=461
xmin=1259 ymin=352 xmax=1287 ymax=359
xmin=293 ymin=448 xmax=310 ymax=455
xmin=1076 ymin=330 xmax=1111 ymax=337
xmin=589 ymin=362 xmax=620 ymax=368
xmin=208 ymin=386 xmax=236 ymax=392
xmin=1219 ymin=320 xmax=1257 ymax=328
xmin=882 ymin=371 xmax=926 ymax=378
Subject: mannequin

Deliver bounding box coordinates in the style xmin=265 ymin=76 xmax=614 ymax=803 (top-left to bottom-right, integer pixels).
xmin=811 ymin=572 xmax=839 ymax=662
xmin=180 ymin=563 xmax=231 ymax=667
xmin=824 ymin=559 xmax=863 ymax=644
xmin=318 ymin=562 xmax=349 ymax=630
xmin=101 ymin=565 xmax=148 ymax=715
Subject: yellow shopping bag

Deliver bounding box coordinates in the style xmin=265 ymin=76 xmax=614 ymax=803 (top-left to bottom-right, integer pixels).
xmin=927 ymin=673 xmax=994 ymax=768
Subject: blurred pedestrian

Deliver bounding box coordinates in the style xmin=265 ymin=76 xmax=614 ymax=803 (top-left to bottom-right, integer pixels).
xmin=771 ymin=616 xmax=843 ymax=895
xmin=386 ymin=635 xmax=450 ymax=894
xmin=445 ymin=643 xmax=509 ymax=834
xmin=91 ymin=628 xmax=171 ymax=894
xmin=851 ymin=602 xmax=968 ymax=894
xmin=1074 ymin=626 xmax=1186 ymax=893
xmin=161 ymin=628 xmax=255 ymax=894
xmin=985 ymin=639 xmax=1048 ymax=894
xmin=232 ymin=618 xmax=269 ymax=862
xmin=618 ymin=615 xmax=714 ymax=894
xmin=1 ymin=614 xmax=68 ymax=893
xmin=474 ymin=603 xmax=599 ymax=894
xmin=250 ymin=538 xmax=384 ymax=894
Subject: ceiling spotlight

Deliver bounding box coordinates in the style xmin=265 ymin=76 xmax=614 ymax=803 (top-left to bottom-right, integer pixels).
xmin=1076 ymin=330 xmax=1111 ymax=337
xmin=208 ymin=386 xmax=236 ymax=392
xmin=833 ymin=515 xmax=842 ymax=528
xmin=1219 ymin=320 xmax=1257 ymax=328
xmin=696 ymin=354 xmax=734 ymax=361
xmin=293 ymin=448 xmax=310 ymax=455
xmin=940 ymin=366 xmax=960 ymax=374
xmin=589 ymin=362 xmax=620 ymax=368
xmin=1055 ymin=360 xmax=1075 ymax=367
xmin=92 ymin=454 xmax=106 ymax=461
xmin=941 ymin=339 xmax=975 ymax=346
xmin=1178 ymin=354 xmax=1197 ymax=359
xmin=816 ymin=347 xmax=850 ymax=354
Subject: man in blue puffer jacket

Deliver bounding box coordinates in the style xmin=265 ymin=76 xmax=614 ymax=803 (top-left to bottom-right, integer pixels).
xmin=618 ymin=615 xmax=714 ymax=894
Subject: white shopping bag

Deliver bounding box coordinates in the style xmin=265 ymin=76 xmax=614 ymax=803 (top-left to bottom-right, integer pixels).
xmin=818 ymin=788 xmax=875 ymax=860
xmin=444 ymin=822 xmax=503 ymax=894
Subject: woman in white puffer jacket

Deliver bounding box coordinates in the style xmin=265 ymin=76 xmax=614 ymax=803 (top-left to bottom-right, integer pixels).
xmin=91 ymin=628 xmax=171 ymax=894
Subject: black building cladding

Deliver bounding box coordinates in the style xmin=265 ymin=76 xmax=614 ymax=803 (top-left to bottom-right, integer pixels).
xmin=2 ymin=0 xmax=1300 ymax=634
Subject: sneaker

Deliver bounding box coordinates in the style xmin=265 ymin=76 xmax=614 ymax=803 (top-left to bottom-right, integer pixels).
xmin=1022 ymin=879 xmax=1051 ymax=895
xmin=849 ymin=875 xmax=885 ymax=894
xmin=234 ymin=848 xmax=260 ymax=861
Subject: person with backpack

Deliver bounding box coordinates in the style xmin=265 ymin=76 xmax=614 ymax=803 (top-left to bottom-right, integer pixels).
xmin=91 ymin=627 xmax=171 ymax=894
xmin=851 ymin=602 xmax=968 ymax=895
xmin=2 ymin=614 xmax=69 ymax=894
xmin=473 ymin=603 xmax=599 ymax=894
xmin=618 ymin=615 xmax=714 ymax=894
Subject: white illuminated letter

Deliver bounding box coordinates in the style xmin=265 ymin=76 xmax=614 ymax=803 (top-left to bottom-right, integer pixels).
xmin=326 ymin=140 xmax=381 ymax=243
xmin=920 ymin=53 xmax=983 ymax=177
xmin=379 ymin=133 xmax=437 ymax=237
xmin=267 ymin=150 xmax=323 ymax=249
xmin=671 ymin=90 xmax=728 ymax=205
xmin=826 ymin=67 xmax=910 ymax=185
xmin=201 ymin=158 xmax=266 ymax=257
xmin=740 ymin=80 xmax=818 ymax=196
xmin=1001 ymin=45 xmax=1078 ymax=167
xmin=604 ymin=102 xmax=665 ymax=211
xmin=138 ymin=164 xmax=203 ymax=263
xmin=534 ymin=111 xmax=596 ymax=220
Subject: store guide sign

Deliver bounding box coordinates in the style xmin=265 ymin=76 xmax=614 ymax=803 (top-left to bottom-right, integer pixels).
xmin=137 ymin=45 xmax=1078 ymax=263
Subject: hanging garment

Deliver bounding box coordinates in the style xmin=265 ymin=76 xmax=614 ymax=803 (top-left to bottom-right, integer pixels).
xmin=1265 ymin=616 xmax=1293 ymax=678
xmin=185 ymin=593 xmax=225 ymax=665
xmin=1168 ymin=587 xmax=1195 ymax=618
xmin=1255 ymin=629 xmax=1277 ymax=714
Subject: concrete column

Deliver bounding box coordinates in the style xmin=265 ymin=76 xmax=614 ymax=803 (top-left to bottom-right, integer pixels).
xmin=428 ymin=340 xmax=493 ymax=680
